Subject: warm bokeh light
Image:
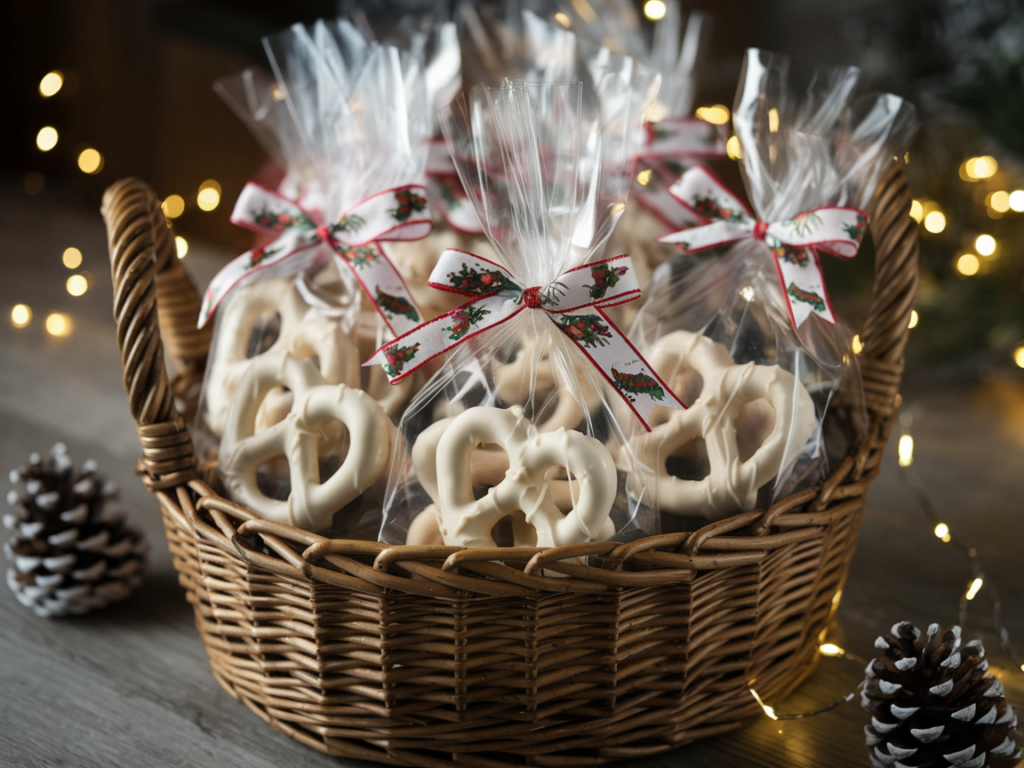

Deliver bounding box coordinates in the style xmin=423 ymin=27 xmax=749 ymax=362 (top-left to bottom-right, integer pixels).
xmin=909 ymin=199 xmax=924 ymax=222
xmin=39 ymin=71 xmax=63 ymax=97
xmin=740 ymin=285 xmax=755 ymax=302
xmin=11 ymin=304 xmax=32 ymax=328
xmin=963 ymin=155 xmax=998 ymax=180
xmin=956 ymin=253 xmax=980 ymax=276
xmin=768 ymin=108 xmax=779 ymax=133
xmin=554 ymin=11 xmax=571 ymax=26
xmin=851 ymin=334 xmax=863 ymax=354
xmin=636 ymin=168 xmax=652 ymax=186
xmin=45 ymin=312 xmax=70 ymax=337
xmin=62 ymin=247 xmax=83 ymax=269
xmin=934 ymin=522 xmax=950 ymax=540
xmin=908 ymin=310 xmax=919 ymax=329
xmin=898 ymin=434 xmax=913 ymax=467
xmin=987 ymin=190 xmax=1010 ymax=213
xmin=923 ymin=210 xmax=946 ymax=233
xmin=965 ymin=577 xmax=984 ymax=601
xmin=66 ymin=274 xmax=88 ymax=297
xmin=197 ymin=180 xmax=221 ymax=211
xmin=819 ymin=643 xmax=845 ymax=657
xmin=162 ymin=194 xmax=185 ymax=219
xmin=1014 ymin=345 xmax=1024 ymax=369
xmin=975 ymin=234 xmax=996 ymax=256
xmin=175 ymin=235 xmax=188 ymax=258
xmin=726 ymin=135 xmax=742 ymax=160
xmin=1009 ymin=190 xmax=1024 ymax=212
xmin=77 ymin=148 xmax=103 ymax=175
xmin=643 ymin=0 xmax=667 ymax=20
xmin=695 ymin=105 xmax=730 ymax=125
xmin=24 ymin=172 xmax=44 ymax=195
xmin=36 ymin=126 xmax=58 ymax=152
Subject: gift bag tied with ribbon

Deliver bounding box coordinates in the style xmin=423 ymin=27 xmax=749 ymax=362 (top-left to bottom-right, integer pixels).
xmin=628 ymin=49 xmax=918 ymax=525
xmin=193 ymin=22 xmax=435 ymax=534
xmin=374 ymin=79 xmax=685 ymax=550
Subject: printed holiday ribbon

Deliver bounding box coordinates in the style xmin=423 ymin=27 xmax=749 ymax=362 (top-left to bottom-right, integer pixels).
xmin=657 ymin=165 xmax=868 ymax=329
xmin=425 ymin=139 xmax=484 ymax=235
xmin=365 ymin=250 xmax=686 ymax=430
xmin=633 ymin=117 xmax=727 ymax=229
xmin=198 ymin=183 xmax=429 ymax=335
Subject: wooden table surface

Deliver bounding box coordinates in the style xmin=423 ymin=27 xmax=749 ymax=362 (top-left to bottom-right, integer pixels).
xmin=1 ymin=189 xmax=1022 ymax=767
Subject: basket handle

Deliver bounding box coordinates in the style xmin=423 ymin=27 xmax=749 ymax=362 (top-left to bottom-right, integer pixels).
xmin=855 ymin=162 xmax=919 ymax=418
xmin=102 ymin=178 xmax=205 ymax=492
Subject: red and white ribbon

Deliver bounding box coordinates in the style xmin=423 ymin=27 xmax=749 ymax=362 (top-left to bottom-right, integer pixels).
xmin=425 ymin=139 xmax=483 ymax=235
xmin=657 ymin=165 xmax=868 ymax=329
xmin=198 ymin=183 xmax=429 ymax=334
xmin=364 ymin=250 xmax=685 ymax=430
xmin=633 ymin=117 xmax=727 ymax=228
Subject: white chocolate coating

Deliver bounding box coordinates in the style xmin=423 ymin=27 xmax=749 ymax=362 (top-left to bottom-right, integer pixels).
xmin=492 ymin=335 xmax=600 ymax=433
xmin=218 ymin=354 xmax=395 ymax=532
xmin=204 ymin=277 xmax=360 ymax=436
xmin=411 ymin=406 xmax=616 ymax=549
xmin=630 ymin=331 xmax=817 ymax=518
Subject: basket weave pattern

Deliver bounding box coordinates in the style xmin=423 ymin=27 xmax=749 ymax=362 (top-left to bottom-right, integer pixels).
xmin=101 ymin=165 xmax=918 ymax=766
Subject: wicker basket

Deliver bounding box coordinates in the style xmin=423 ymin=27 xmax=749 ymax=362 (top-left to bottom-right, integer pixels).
xmin=101 ymin=163 xmax=918 ymax=767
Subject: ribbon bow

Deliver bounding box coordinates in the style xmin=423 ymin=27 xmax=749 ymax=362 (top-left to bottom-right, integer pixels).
xmin=365 ymin=250 xmax=685 ymax=430
xmin=198 ymin=183 xmax=429 ymax=335
xmin=633 ymin=117 xmax=727 ymax=228
xmin=657 ymin=166 xmax=868 ymax=329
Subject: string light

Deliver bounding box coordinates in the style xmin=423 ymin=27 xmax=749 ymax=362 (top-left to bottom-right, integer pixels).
xmin=1013 ymin=345 xmax=1024 ymax=369
xmin=45 ymin=312 xmax=70 ymax=337
xmin=643 ymin=0 xmax=667 ymax=20
xmin=965 ymin=577 xmax=984 ymax=601
xmin=908 ymin=310 xmax=919 ymax=329
xmin=696 ymin=105 xmax=730 ymax=125
xmin=898 ymin=434 xmax=913 ymax=467
xmin=750 ymin=689 xmax=778 ymax=720
xmin=39 ymin=71 xmax=63 ymax=97
xmin=819 ymin=643 xmax=845 ymax=657
xmin=768 ymin=108 xmax=780 ymax=133
xmin=960 ymin=156 xmax=998 ymax=180
xmin=955 ymin=253 xmax=980 ymax=276
xmin=923 ymin=210 xmax=946 ymax=233
xmin=62 ymin=247 xmax=82 ymax=269
xmin=636 ymin=169 xmax=652 ymax=186
xmin=974 ymin=234 xmax=996 ymax=256
xmin=851 ymin=334 xmax=863 ymax=354
xmin=554 ymin=11 xmax=571 ymax=27
xmin=162 ymin=195 xmax=185 ymax=219
xmin=1009 ymin=190 xmax=1024 ymax=212
xmin=66 ymin=275 xmax=88 ymax=297
xmin=36 ymin=127 xmax=58 ymax=152
xmin=175 ymin=236 xmax=188 ymax=259
xmin=934 ymin=522 xmax=950 ymax=541
xmin=987 ymin=191 xmax=1010 ymax=213
xmin=11 ymin=305 xmax=32 ymax=328
xmin=726 ymin=136 xmax=742 ymax=160
xmin=77 ymin=148 xmax=103 ymax=175
xmin=909 ymin=200 xmax=924 ymax=222
xmin=197 ymin=179 xmax=221 ymax=211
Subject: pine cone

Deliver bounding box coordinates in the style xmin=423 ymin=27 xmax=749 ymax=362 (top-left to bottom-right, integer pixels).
xmin=862 ymin=621 xmax=1021 ymax=768
xmin=4 ymin=443 xmax=147 ymax=617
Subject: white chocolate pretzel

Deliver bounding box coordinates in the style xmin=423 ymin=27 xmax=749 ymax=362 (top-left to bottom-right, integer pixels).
xmin=219 ymin=353 xmax=394 ymax=532
xmin=630 ymin=330 xmax=817 ymax=518
xmin=203 ymin=276 xmax=361 ymax=436
xmin=411 ymin=406 xmax=616 ymax=549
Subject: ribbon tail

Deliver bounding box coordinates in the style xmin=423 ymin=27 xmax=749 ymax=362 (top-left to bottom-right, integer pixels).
xmin=365 ymin=296 xmax=521 ymax=382
xmin=772 ymin=246 xmax=837 ymax=330
xmin=548 ymin=308 xmax=685 ymax=431
xmin=330 ymin=242 xmax=426 ymax=337
xmin=197 ymin=230 xmax=316 ymax=328
xmin=427 ymin=174 xmax=484 ymax=234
